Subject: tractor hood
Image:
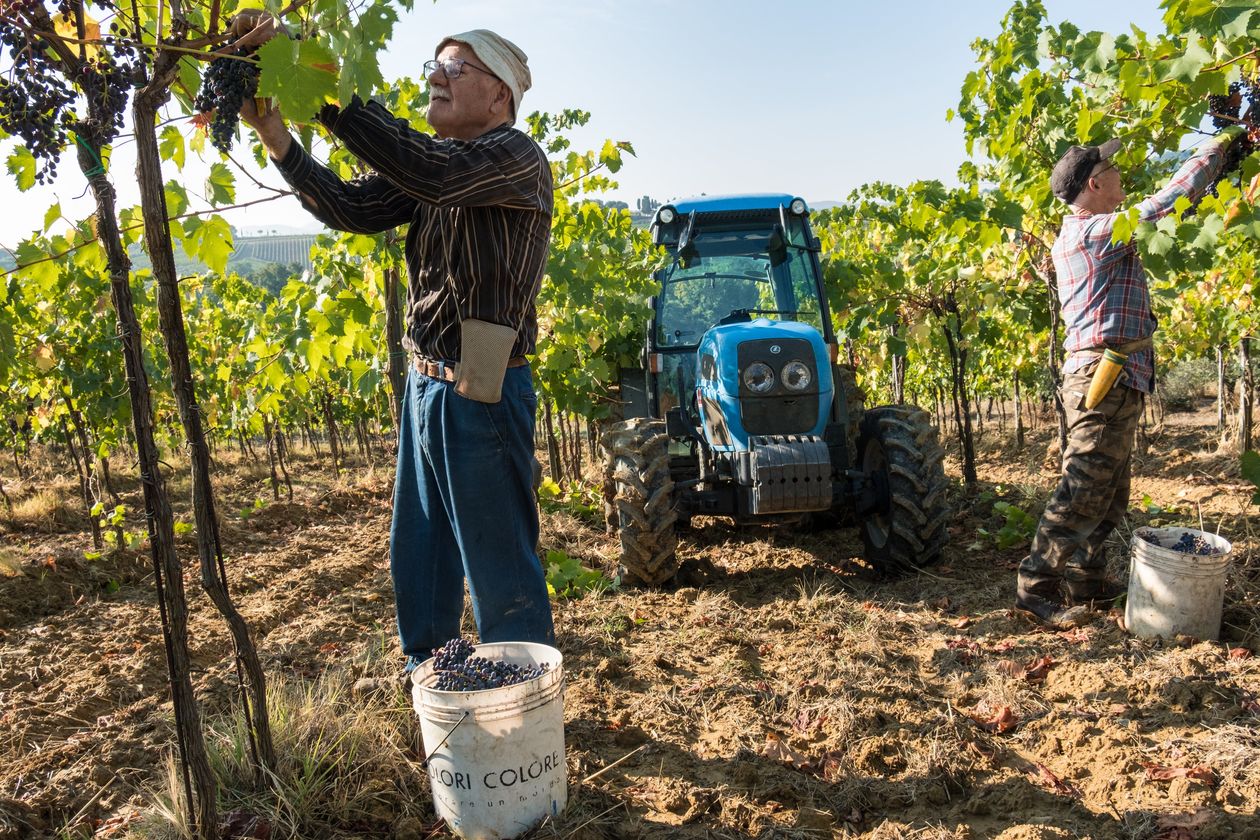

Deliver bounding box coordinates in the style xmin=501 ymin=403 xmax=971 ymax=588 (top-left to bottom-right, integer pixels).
xmin=695 ymin=319 xmax=834 ymax=452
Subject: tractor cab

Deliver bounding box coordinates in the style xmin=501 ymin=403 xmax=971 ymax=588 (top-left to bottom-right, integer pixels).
xmin=640 ymin=195 xmax=832 ymax=426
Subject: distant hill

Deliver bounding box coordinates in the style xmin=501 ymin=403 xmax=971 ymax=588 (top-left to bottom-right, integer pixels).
xmin=1 ymin=232 xmax=320 ymax=277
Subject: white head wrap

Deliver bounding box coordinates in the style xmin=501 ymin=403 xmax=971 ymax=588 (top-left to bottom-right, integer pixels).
xmin=436 ymin=29 xmax=531 ymax=123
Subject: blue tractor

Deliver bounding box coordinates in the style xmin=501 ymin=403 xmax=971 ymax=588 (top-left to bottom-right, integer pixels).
xmin=602 ymin=195 xmax=951 ymax=584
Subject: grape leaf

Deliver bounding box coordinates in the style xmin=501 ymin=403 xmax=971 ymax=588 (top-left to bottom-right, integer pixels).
xmin=6 ymin=147 xmax=35 ymax=191
xmin=43 ymin=203 xmax=61 ymax=233
xmin=206 ymin=163 xmax=236 ymax=206
xmin=159 ymin=125 xmax=186 ymax=170
xmin=181 ymin=215 xmax=234 ymax=275
xmin=1242 ymin=451 xmax=1260 ymax=504
xmin=1158 ymin=38 xmax=1211 ymax=83
xmin=257 ymin=37 xmax=339 ymax=121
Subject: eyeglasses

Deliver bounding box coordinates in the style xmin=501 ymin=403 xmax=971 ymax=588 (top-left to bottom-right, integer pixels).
xmin=1089 ymin=161 xmax=1117 ymax=179
xmin=423 ymin=58 xmax=498 ymax=82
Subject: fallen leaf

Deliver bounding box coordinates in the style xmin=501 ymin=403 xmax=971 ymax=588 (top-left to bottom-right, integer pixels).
xmin=953 ymin=616 xmax=973 ymax=629
xmin=1024 ymin=655 xmax=1055 ymax=683
xmin=220 ymin=810 xmax=272 ymax=839
xmin=1228 ymin=647 xmax=1252 ymax=660
xmin=759 ymin=733 xmax=811 ymax=771
xmin=1058 ymin=627 xmax=1091 ymax=644
xmin=996 ymin=659 xmax=1022 ymax=678
xmin=991 ymin=639 xmax=1018 ymax=653
xmin=971 ymin=705 xmax=1019 ymax=734
xmin=1027 ymin=761 xmax=1081 ymax=797
xmin=946 ymin=637 xmax=980 ymax=662
xmin=94 ymin=811 xmax=142 ymax=838
xmin=792 ymin=708 xmax=822 ymax=734
xmin=933 ymin=596 xmax=953 ymax=611
xmin=1153 ymin=808 xmax=1213 ymax=840
xmin=1141 ymin=763 xmax=1217 ymax=785
xmin=817 ymin=749 xmax=844 ymax=781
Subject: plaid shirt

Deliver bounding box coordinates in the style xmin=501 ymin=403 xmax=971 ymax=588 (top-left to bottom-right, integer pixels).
xmin=1053 ymin=133 xmax=1235 ymax=393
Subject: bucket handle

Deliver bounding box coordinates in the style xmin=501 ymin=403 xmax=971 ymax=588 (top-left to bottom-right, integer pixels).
xmin=420 ymin=710 xmax=470 ymax=769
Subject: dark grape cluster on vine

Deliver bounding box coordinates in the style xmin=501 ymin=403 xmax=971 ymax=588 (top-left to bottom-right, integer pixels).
xmin=0 ymin=0 xmax=148 ymax=182
xmin=193 ymin=43 xmax=260 ymax=153
xmin=428 ymin=637 xmax=551 ymax=692
xmin=1205 ymin=74 xmax=1258 ymax=197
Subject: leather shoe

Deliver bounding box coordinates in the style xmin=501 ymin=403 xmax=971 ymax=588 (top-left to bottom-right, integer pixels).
xmin=1015 ymin=591 xmax=1093 ymax=629
xmin=1067 ymin=578 xmax=1125 ymax=605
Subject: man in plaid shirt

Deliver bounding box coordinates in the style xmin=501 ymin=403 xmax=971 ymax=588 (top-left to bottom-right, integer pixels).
xmin=1017 ymin=126 xmax=1246 ymax=627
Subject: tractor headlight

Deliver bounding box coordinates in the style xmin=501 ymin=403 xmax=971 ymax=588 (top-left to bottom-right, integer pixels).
xmin=781 ymin=361 xmax=811 ymax=391
xmin=789 ymin=198 xmax=807 ymax=215
xmin=743 ymin=362 xmax=775 ymax=393
xmin=658 ymin=206 xmax=676 ymax=224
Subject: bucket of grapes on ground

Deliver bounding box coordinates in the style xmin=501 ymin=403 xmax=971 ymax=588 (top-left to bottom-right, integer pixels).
xmin=411 ymin=639 xmax=566 ymax=840
xmin=1127 ymin=527 xmax=1232 ymax=641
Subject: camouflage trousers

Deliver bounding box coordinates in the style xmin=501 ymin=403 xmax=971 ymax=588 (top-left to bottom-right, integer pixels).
xmin=1018 ymin=369 xmax=1144 ymax=600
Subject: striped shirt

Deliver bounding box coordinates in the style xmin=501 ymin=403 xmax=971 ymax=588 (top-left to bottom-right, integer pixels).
xmin=1053 ymin=131 xmax=1235 ymax=393
xmin=273 ymin=96 xmax=554 ymax=362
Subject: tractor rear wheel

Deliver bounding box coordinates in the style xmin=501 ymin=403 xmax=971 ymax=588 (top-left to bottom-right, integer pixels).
xmin=857 ymin=405 xmax=951 ymax=574
xmin=601 ymin=419 xmax=679 ymax=586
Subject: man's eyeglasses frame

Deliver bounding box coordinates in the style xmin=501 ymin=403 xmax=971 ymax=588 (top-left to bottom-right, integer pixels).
xmin=423 ymin=58 xmax=499 ymax=82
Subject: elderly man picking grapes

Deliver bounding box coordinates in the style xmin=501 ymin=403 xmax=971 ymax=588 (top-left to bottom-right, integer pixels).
xmin=1016 ymin=123 xmax=1249 ymax=629
xmin=238 ymin=19 xmax=555 ymax=671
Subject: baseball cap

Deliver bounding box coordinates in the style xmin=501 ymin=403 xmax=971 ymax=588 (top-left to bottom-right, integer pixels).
xmin=1050 ymin=138 xmax=1121 ymax=203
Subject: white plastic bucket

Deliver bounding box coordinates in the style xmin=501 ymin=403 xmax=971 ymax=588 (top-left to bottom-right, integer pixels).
xmin=1126 ymin=527 xmax=1232 ymax=641
xmin=411 ymin=642 xmax=567 ymax=840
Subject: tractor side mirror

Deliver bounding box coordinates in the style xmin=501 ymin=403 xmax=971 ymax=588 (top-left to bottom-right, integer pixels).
xmin=678 ymin=240 xmax=698 ymax=269
xmin=768 ymin=224 xmax=789 ymax=267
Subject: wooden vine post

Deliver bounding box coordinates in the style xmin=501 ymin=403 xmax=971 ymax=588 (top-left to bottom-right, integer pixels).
xmin=132 ymin=18 xmax=276 ymax=781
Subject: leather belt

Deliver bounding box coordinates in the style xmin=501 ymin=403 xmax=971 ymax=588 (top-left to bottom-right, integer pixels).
xmin=412 ymin=354 xmax=528 ymax=383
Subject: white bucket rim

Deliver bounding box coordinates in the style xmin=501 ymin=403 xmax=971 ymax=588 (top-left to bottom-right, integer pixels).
xmin=412 ymin=642 xmax=565 ymax=718
xmin=1131 ymin=526 xmax=1232 ymax=556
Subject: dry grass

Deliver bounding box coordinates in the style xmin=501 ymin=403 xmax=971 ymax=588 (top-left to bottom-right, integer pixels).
xmin=8 ymin=486 xmax=78 ymax=527
xmin=127 ymin=673 xmax=428 ymax=840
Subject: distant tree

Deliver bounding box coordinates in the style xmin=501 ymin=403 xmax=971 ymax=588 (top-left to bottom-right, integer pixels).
xmin=249 ymin=262 xmax=303 ymax=297
xmin=636 ymin=195 xmax=660 ymax=214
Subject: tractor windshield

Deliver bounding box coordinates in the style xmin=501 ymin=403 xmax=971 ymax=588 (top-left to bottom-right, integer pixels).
xmin=655 ymin=220 xmax=823 ymax=348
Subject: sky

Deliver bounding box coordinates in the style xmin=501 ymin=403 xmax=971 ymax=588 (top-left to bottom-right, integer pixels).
xmin=1 ymin=0 xmax=1167 ymax=246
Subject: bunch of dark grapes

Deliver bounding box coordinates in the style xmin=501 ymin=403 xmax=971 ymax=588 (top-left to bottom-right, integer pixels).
xmin=429 ymin=638 xmax=550 ymax=692
xmin=0 ymin=8 xmax=76 ymax=183
xmin=1170 ymin=531 xmax=1222 ymax=556
xmin=1207 ymin=81 xmax=1245 ymax=130
xmin=0 ymin=0 xmax=148 ymax=181
xmin=193 ymin=45 xmax=260 ymax=153
xmin=1205 ymin=76 xmax=1258 ymax=197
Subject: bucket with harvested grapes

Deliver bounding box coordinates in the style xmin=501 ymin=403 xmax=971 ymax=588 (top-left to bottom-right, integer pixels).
xmin=411 ymin=639 xmax=566 ymax=840
xmin=1127 ymin=527 xmax=1232 ymax=641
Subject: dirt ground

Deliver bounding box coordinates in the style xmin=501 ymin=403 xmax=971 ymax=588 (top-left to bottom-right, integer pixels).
xmin=1 ymin=404 xmax=1258 ymax=840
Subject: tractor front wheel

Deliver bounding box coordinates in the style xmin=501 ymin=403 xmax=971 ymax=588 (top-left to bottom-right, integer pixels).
xmin=857 ymin=406 xmax=951 ymax=574
xmin=602 ymin=419 xmax=679 ymax=586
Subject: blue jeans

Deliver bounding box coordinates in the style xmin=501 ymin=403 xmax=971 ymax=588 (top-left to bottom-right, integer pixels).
xmin=390 ymin=365 xmax=555 ymax=665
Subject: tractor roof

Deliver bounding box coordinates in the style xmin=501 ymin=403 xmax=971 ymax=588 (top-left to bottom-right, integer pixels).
xmin=671 ymin=194 xmax=805 ymax=214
